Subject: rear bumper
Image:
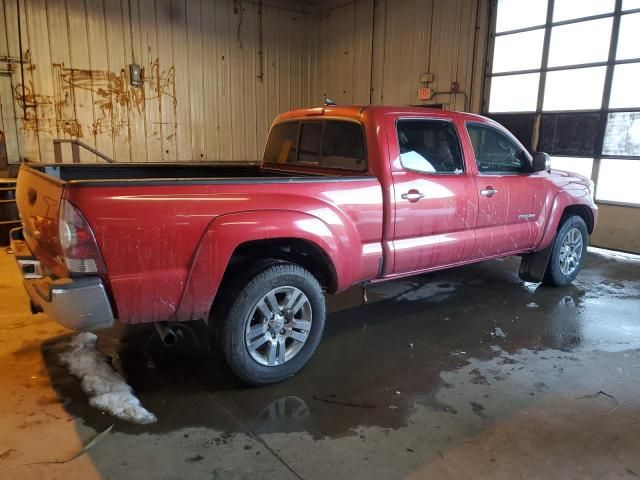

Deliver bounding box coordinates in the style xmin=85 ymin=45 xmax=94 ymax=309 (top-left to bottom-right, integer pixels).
xmin=23 ymin=276 xmax=115 ymax=330
xmin=10 ymin=227 xmax=115 ymax=331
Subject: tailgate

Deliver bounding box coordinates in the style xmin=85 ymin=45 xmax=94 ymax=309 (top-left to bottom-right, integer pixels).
xmin=16 ymin=164 xmax=67 ymax=277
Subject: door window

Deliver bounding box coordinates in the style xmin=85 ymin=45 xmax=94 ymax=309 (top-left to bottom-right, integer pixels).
xmin=467 ymin=123 xmax=531 ymax=174
xmin=397 ymin=120 xmax=464 ymax=174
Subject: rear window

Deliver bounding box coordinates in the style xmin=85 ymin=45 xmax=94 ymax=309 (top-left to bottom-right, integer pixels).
xmin=263 ymin=121 xmax=299 ymax=164
xmin=299 ymin=123 xmax=323 ymax=163
xmin=263 ymin=120 xmax=366 ymax=171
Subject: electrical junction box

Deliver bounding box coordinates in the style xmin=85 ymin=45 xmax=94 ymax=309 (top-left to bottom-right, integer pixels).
xmin=129 ymin=63 xmax=142 ymax=87
xmin=419 ymin=72 xmax=434 ymax=83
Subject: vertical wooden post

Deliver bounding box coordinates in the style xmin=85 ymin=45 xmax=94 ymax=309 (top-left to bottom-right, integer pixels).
xmin=53 ymin=141 xmax=62 ymax=163
xmin=71 ymin=142 xmax=80 ymax=163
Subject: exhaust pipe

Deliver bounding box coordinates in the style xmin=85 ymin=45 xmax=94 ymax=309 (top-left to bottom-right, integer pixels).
xmin=154 ymin=322 xmax=179 ymax=346
xmin=30 ymin=300 xmax=43 ymax=315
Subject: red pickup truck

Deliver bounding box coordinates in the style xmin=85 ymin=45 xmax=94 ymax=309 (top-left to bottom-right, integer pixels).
xmin=11 ymin=105 xmax=597 ymax=384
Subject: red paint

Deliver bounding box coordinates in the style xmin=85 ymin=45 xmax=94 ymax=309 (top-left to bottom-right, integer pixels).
xmin=17 ymin=106 xmax=598 ymax=326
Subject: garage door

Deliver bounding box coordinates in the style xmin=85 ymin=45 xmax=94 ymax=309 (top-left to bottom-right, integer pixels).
xmin=485 ymin=0 xmax=640 ymax=253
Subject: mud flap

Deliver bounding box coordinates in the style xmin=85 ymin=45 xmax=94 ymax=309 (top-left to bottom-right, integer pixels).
xmin=519 ymin=244 xmax=553 ymax=283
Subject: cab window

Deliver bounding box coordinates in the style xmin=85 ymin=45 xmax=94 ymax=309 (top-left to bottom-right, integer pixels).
xmin=263 ymin=122 xmax=298 ymax=164
xmin=466 ymin=123 xmax=531 ymax=174
xmin=321 ymin=121 xmax=364 ymax=170
xmin=397 ymin=120 xmax=464 ymax=174
xmin=264 ymin=120 xmax=366 ymax=171
xmin=298 ymin=123 xmax=323 ymax=164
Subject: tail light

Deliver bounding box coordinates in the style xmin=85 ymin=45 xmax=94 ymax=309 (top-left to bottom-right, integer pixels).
xmin=58 ymin=199 xmax=106 ymax=274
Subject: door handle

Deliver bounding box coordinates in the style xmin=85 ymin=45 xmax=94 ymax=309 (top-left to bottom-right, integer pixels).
xmin=480 ymin=187 xmax=498 ymax=197
xmin=401 ymin=190 xmax=425 ymax=202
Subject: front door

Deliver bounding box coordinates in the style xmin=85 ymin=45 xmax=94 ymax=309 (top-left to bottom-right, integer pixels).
xmin=388 ymin=116 xmax=478 ymax=274
xmin=464 ymin=122 xmax=546 ymax=259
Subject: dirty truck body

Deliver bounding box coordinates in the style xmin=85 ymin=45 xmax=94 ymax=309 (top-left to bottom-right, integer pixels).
xmin=11 ymin=106 xmax=597 ymax=384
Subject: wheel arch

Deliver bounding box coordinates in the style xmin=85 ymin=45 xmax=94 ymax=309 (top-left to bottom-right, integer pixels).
xmin=537 ymin=192 xmax=597 ymax=251
xmin=561 ymin=204 xmax=594 ymax=234
xmin=521 ymin=205 xmax=591 ymax=284
xmin=221 ymin=237 xmax=338 ymax=293
xmin=174 ymin=210 xmax=346 ymax=323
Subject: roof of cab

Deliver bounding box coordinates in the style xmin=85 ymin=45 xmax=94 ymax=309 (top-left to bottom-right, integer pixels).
xmin=275 ymin=105 xmax=490 ymax=123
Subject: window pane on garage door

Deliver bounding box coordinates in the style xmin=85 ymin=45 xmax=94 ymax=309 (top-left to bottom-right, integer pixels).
xmin=539 ymin=112 xmax=600 ymax=155
xmin=603 ymin=112 xmax=640 ymax=156
xmin=543 ymin=67 xmax=606 ymax=111
xmin=548 ymin=18 xmax=613 ymax=67
xmin=596 ymin=159 xmax=640 ymax=205
xmin=487 ymin=113 xmax=536 ymax=150
xmin=609 ymin=63 xmax=640 ymax=109
xmin=496 ymin=0 xmax=548 ymax=33
xmin=623 ymin=0 xmax=640 ymax=10
xmin=553 ymin=0 xmax=614 ymax=21
xmin=617 ymin=13 xmax=640 ymax=60
xmin=550 ymin=156 xmax=594 ymax=178
xmin=489 ymin=73 xmax=540 ymax=112
xmin=493 ymin=30 xmax=545 ymax=73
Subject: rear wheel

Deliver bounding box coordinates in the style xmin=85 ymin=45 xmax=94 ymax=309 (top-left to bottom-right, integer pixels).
xmin=215 ymin=262 xmax=325 ymax=385
xmin=542 ymin=215 xmax=588 ymax=286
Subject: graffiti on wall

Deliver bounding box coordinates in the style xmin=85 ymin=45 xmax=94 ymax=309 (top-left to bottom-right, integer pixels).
xmin=13 ymin=54 xmax=177 ymax=145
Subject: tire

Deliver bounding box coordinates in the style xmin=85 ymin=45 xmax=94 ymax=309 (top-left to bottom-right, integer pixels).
xmin=214 ymin=261 xmax=325 ymax=385
xmin=542 ymin=215 xmax=588 ymax=287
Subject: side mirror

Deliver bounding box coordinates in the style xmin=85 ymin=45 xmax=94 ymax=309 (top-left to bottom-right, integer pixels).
xmin=532 ymin=152 xmax=551 ymax=172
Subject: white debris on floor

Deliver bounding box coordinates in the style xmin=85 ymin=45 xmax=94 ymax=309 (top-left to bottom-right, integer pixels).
xmin=492 ymin=327 xmax=506 ymax=338
xmin=58 ymin=332 xmax=157 ymax=424
xmin=526 ymin=302 xmax=539 ymax=308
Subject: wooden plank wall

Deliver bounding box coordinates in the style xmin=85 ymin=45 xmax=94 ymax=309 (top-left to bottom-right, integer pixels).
xmin=0 ymin=0 xmax=313 ymax=163
xmin=310 ymin=0 xmax=489 ymax=113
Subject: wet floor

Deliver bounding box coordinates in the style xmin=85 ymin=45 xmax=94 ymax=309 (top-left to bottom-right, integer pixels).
xmin=1 ymin=248 xmax=640 ymax=479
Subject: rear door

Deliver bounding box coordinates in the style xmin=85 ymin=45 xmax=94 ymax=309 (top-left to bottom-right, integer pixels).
xmin=387 ymin=116 xmax=478 ymax=274
xmin=464 ymin=122 xmax=546 ymax=258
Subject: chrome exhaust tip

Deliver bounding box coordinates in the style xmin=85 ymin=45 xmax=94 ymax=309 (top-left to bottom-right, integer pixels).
xmin=154 ymin=322 xmax=179 ymax=346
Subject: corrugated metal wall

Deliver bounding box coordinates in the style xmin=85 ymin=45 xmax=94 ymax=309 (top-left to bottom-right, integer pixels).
xmin=0 ymin=0 xmax=313 ymax=163
xmin=309 ymin=0 xmax=374 ymax=105
xmin=0 ymin=0 xmax=488 ymax=164
xmin=310 ymin=0 xmax=489 ymax=112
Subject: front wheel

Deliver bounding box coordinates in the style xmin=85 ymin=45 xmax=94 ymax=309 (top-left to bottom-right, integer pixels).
xmin=542 ymin=215 xmax=588 ymax=286
xmin=215 ymin=262 xmax=325 ymax=385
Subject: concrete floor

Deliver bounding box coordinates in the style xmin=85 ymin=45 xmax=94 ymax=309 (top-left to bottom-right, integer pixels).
xmin=1 ymin=248 xmax=640 ymax=479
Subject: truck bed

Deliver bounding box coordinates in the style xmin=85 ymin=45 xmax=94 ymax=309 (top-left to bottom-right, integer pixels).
xmin=31 ymin=162 xmax=295 ymax=182
xmin=15 ymin=160 xmax=383 ymax=324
